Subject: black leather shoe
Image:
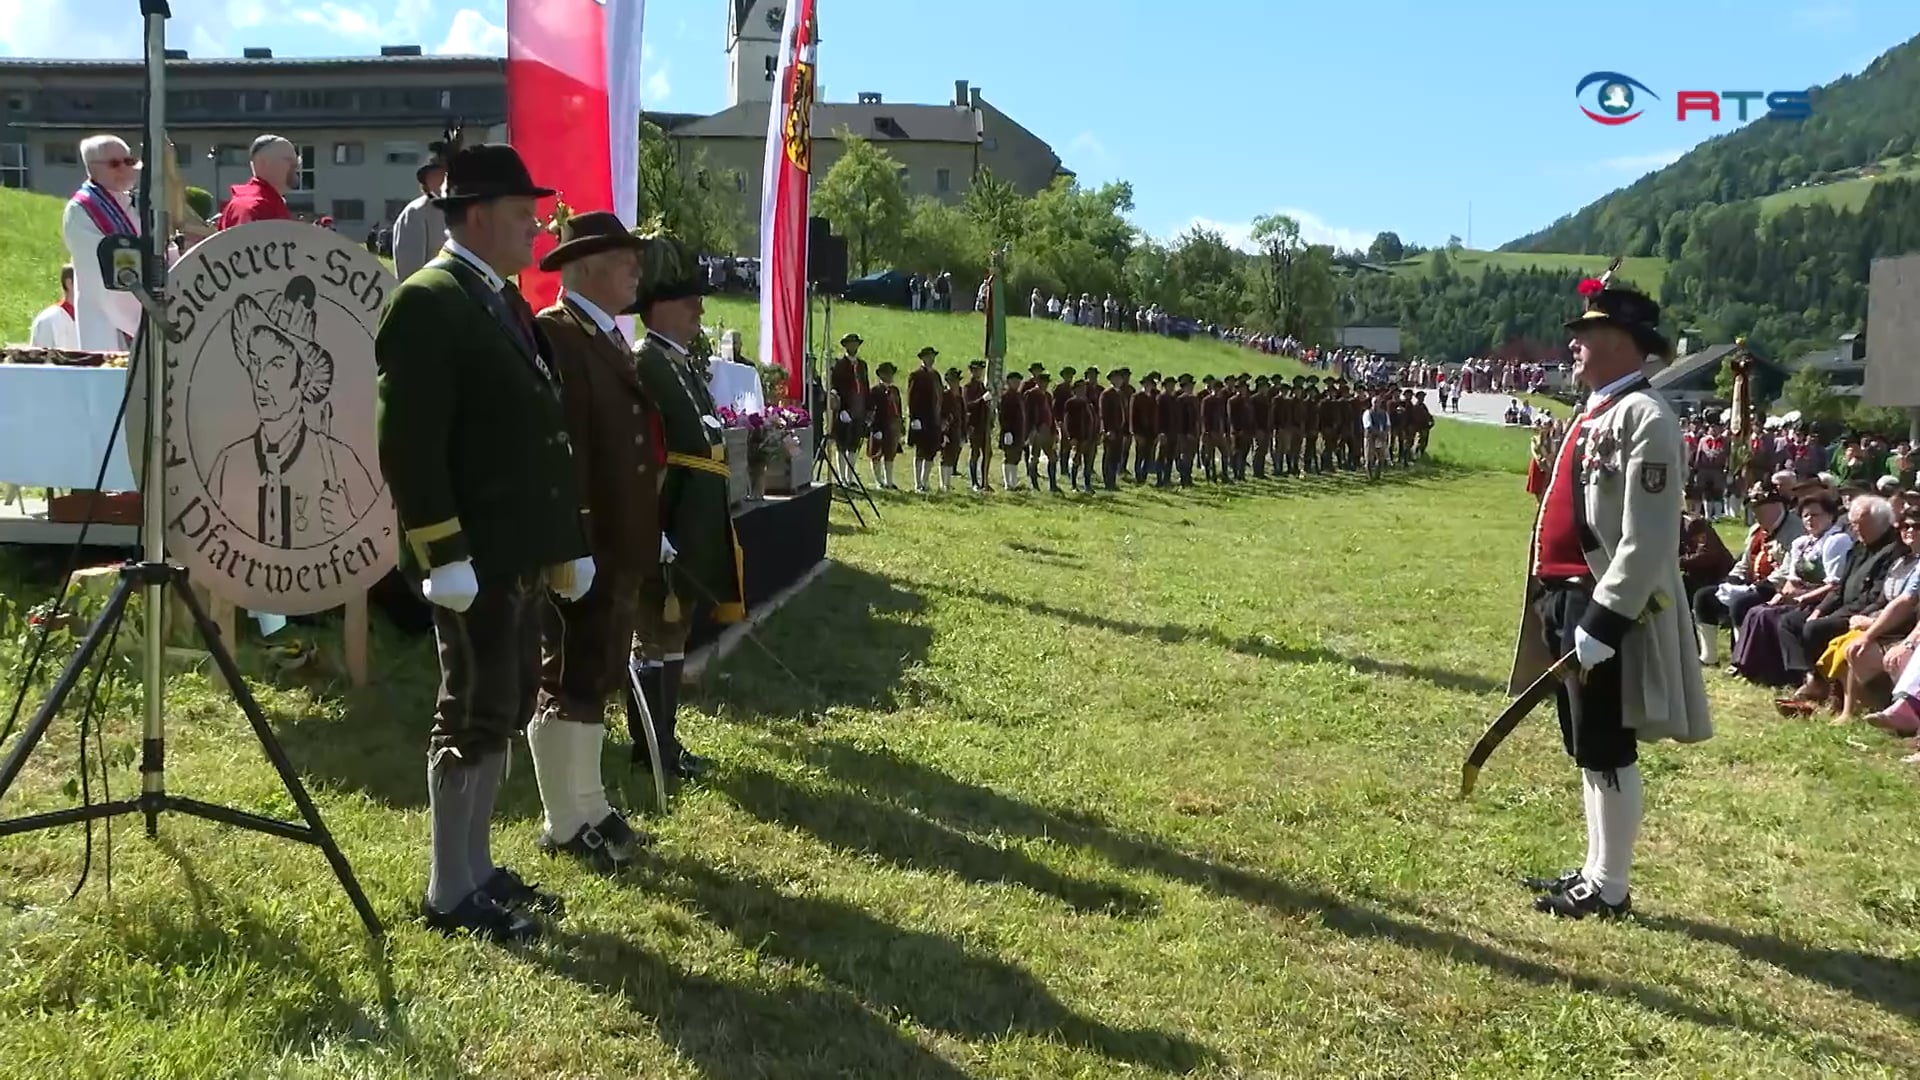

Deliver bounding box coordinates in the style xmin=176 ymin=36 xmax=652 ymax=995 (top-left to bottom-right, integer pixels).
xmin=537 ymin=813 xmax=653 ymax=874
xmin=1533 ymin=878 xmax=1631 ymax=920
xmin=419 ymin=892 xmax=541 ymax=942
xmin=671 ymin=751 xmax=710 ymax=780
xmin=480 ymin=866 xmax=565 ymax=918
xmin=1521 ymin=869 xmax=1586 ymax=895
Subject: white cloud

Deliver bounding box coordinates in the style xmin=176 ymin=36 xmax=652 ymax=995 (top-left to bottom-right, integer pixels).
xmin=435 ymin=8 xmax=506 ymax=56
xmin=0 ymin=0 xmax=445 ymax=59
xmin=1791 ymin=0 xmax=1855 ymax=31
xmin=1599 ymin=148 xmax=1685 ymax=174
xmin=292 ymin=3 xmax=390 ymax=39
xmin=1180 ymin=208 xmax=1376 ymax=254
xmin=645 ymin=66 xmax=671 ymax=103
xmin=1066 ymin=131 xmax=1108 ymax=161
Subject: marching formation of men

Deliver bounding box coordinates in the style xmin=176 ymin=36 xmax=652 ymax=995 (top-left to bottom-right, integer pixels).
xmin=828 ymin=338 xmax=1437 ymax=495
xmin=374 ymin=138 xmax=743 ymax=942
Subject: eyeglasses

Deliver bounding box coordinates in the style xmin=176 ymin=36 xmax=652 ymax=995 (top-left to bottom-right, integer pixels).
xmin=96 ymin=157 xmax=137 ymax=169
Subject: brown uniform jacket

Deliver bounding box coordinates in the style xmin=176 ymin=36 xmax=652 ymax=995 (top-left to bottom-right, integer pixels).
xmin=907 ymin=367 xmax=943 ymax=428
xmin=537 ymin=298 xmax=661 ymax=573
xmin=1063 ymin=395 xmax=1096 ymax=441
xmin=1228 ymin=392 xmax=1253 ymax=434
xmin=999 ymin=388 xmax=1027 ymax=443
xmin=1157 ymin=389 xmax=1184 ymax=437
xmin=831 ymin=354 xmax=869 ymax=418
xmin=1201 ymin=391 xmax=1228 ymax=434
xmin=1024 ymin=385 xmax=1055 ymax=430
xmin=964 ymin=380 xmax=992 ymax=438
xmin=1100 ymin=387 xmax=1128 ymax=437
xmin=1131 ymin=389 xmax=1158 ymax=437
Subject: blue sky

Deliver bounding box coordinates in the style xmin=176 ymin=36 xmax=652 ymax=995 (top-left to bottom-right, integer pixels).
xmin=3 ymin=0 xmax=1911 ymax=250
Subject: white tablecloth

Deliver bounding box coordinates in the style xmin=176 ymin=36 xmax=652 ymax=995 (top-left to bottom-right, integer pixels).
xmin=708 ymin=359 xmax=767 ymax=416
xmin=0 ymin=366 xmax=137 ymax=490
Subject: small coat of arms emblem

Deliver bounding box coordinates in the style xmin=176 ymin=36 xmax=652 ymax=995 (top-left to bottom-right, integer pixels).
xmin=1640 ymin=463 xmax=1668 ymax=494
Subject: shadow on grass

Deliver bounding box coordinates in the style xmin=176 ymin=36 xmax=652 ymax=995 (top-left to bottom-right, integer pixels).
xmin=910 ymin=579 xmax=1505 ymax=696
xmin=762 ymin=739 xmax=1833 ymax=1050
xmin=713 ymin=762 xmax=1154 ymax=917
xmin=693 ymin=562 xmax=935 ymax=724
xmin=1641 ymin=913 xmax=1920 ymax=1021
xmin=524 ymin=927 xmax=978 ymax=1080
xmin=627 ymin=851 xmax=1214 ymax=1072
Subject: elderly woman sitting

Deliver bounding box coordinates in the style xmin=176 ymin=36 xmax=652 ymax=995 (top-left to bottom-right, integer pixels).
xmin=1730 ymin=490 xmax=1855 ymax=686
xmin=1785 ymin=507 xmax=1920 ymax=720
xmin=1774 ymin=494 xmax=1909 ymax=709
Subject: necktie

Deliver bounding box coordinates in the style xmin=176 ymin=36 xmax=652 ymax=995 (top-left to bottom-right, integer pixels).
xmin=499 ymin=281 xmax=538 ymax=350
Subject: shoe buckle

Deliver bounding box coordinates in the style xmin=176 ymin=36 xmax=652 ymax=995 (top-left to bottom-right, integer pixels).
xmin=580 ymin=827 xmax=603 ymax=850
xmin=1566 ymin=878 xmax=1597 ymax=903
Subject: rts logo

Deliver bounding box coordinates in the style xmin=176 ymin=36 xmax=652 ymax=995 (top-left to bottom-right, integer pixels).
xmin=1576 ymin=71 xmax=1812 ymax=124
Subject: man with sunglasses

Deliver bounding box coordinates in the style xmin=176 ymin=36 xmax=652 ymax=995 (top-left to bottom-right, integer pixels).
xmin=61 ymin=135 xmax=146 ymax=351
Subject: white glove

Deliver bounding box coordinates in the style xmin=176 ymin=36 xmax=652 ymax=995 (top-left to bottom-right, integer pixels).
xmin=1001 ymin=432 xmax=1014 ymax=447
xmin=838 ymin=410 xmax=851 ymax=424
xmin=660 ymin=534 xmax=678 ymax=564
xmin=423 ymin=559 xmax=479 ymax=613
xmin=556 ymin=556 xmax=595 ymax=602
xmin=910 ymin=420 xmax=923 ymax=432
xmin=1573 ymin=627 xmax=1616 ymax=670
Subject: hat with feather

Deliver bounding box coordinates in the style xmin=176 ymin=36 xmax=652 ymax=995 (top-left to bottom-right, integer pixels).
xmin=1566 ymin=255 xmax=1671 ymax=360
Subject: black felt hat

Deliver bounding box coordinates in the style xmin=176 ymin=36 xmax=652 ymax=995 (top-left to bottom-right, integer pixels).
xmin=536 ymin=210 xmax=647 ymax=272
xmin=875 ymin=361 xmax=898 ymax=376
xmin=431 ymin=143 xmax=554 ymax=209
xmin=841 ymin=332 xmax=864 ymax=347
xmin=1567 ymin=279 xmax=1672 ymax=359
xmin=918 ymin=346 xmax=939 ymax=360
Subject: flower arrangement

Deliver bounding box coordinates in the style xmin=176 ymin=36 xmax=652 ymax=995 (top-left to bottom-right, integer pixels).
xmin=717 ymin=405 xmax=812 ymax=468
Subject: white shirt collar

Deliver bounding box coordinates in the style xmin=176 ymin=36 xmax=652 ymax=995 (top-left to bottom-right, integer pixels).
xmin=1585 ymin=369 xmax=1645 ymax=412
xmin=564 ymin=291 xmax=617 ymax=334
xmin=443 ymin=238 xmax=505 ymax=292
xmin=646 ymin=329 xmax=690 ymax=358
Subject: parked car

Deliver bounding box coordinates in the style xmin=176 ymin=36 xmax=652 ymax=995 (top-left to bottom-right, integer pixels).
xmin=841 ymin=269 xmax=913 ymax=308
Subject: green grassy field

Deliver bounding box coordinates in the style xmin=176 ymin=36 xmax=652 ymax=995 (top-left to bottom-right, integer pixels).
xmin=0 ymin=187 xmax=68 ymax=343
xmin=1756 ymin=158 xmax=1920 ymax=219
xmin=2 ymin=459 xmax=1919 ymax=1078
xmin=1392 ymin=249 xmax=1672 ymax=297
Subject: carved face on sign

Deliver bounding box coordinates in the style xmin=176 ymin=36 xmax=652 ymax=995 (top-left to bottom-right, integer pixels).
xmin=144 ymin=221 xmax=399 ymax=616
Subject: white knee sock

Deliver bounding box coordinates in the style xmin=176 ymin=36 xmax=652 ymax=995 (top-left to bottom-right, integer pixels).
xmin=1589 ymin=764 xmax=1642 ymax=905
xmin=568 ymin=721 xmax=614 ymax=828
xmin=871 ymin=459 xmax=884 ymax=487
xmin=526 ymin=710 xmax=587 ymax=842
xmin=1696 ymin=624 xmax=1719 ymax=666
xmin=1580 ymin=770 xmax=1602 ymax=880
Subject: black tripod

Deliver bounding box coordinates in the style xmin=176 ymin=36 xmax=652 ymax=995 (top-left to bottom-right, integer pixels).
xmin=814 ymin=437 xmax=881 ymax=526
xmin=0 ymin=562 xmax=383 ymax=937
xmin=0 ymin=0 xmax=381 ymax=939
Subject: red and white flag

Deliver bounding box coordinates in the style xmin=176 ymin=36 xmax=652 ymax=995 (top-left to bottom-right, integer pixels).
xmin=507 ymin=0 xmax=645 ymax=317
xmin=758 ymin=0 xmax=816 ymax=401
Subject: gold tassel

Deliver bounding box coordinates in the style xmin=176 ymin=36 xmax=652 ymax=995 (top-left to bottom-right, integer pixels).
xmin=662 ymin=591 xmax=682 ymax=624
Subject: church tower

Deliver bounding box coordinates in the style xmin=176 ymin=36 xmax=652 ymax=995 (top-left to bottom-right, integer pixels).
xmin=727 ymin=0 xmax=783 ymax=107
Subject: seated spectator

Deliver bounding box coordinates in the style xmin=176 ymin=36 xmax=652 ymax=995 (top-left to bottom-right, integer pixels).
xmin=1775 ymin=494 xmax=1906 ymax=708
xmin=1694 ymin=482 xmax=1803 ymax=663
xmin=1731 ymin=490 xmax=1853 ymax=685
xmin=1679 ymin=509 xmax=1737 ymax=608
xmin=1825 ymin=510 xmax=1920 ymax=722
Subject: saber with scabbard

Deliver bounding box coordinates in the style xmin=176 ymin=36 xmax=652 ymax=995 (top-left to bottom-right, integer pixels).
xmin=1460 ymin=589 xmax=1666 ymax=798
xmin=627 ymin=661 xmax=672 ymax=814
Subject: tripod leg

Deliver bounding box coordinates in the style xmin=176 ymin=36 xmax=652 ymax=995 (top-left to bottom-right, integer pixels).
xmin=0 ymin=576 xmax=135 ymax=804
xmin=174 ymin=581 xmax=384 ymax=938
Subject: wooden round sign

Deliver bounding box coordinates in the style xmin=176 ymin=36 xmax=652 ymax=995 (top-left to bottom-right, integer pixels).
xmin=145 ymin=221 xmax=398 ymax=615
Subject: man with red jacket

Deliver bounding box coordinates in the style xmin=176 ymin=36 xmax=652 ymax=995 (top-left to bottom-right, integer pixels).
xmin=218 ymin=135 xmax=297 ymax=229
xmin=997 ymin=370 xmax=1027 ymax=491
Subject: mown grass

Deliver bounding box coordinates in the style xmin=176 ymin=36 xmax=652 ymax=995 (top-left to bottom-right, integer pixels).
xmin=1 ymin=456 xmax=1918 ymax=1077
xmin=1394 ymin=249 xmax=1671 ymax=297
xmin=0 ymin=187 xmax=68 ymax=343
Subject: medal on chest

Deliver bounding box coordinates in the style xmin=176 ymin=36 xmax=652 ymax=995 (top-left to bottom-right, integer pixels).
xmin=1579 ymin=425 xmax=1621 ymax=483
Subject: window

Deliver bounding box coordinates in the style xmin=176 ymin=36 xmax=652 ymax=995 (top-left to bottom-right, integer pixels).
xmin=332 ymin=142 xmax=364 ymax=166
xmin=383 ymin=141 xmax=423 ymax=166
xmin=331 ymin=198 xmax=365 ymax=221
xmin=286 ymin=195 xmax=315 ymax=218
xmin=982 ymin=136 xmax=999 ymax=152
xmin=215 ymin=144 xmax=248 ymax=166
xmin=172 ymin=142 xmax=191 ymax=166
xmin=5 ymin=92 xmax=27 ymax=113
xmin=384 ymin=197 xmax=411 ymax=222
xmin=935 ymin=168 xmax=951 ymax=193
xmin=0 ymin=143 xmax=28 ymax=188
xmin=45 ymin=142 xmax=78 ymax=166
xmin=440 ymin=89 xmax=452 ymax=110
xmin=295 ymin=144 xmax=316 ymax=191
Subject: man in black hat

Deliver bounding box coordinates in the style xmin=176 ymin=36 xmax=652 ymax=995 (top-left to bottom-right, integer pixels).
xmin=627 ymin=231 xmax=743 ymax=786
xmin=1131 ymin=372 xmax=1160 ymax=485
xmin=391 ymin=126 xmax=457 ymax=280
xmin=1100 ymin=368 xmax=1130 ymax=491
xmin=868 ymin=361 xmax=904 ymax=489
xmin=376 ymin=141 xmax=590 ymax=940
xmin=829 ymin=333 xmax=869 ymax=480
xmin=1512 ymin=276 xmax=1710 ymax=920
xmin=907 ymin=346 xmax=944 ymax=494
xmin=940 ymin=366 xmax=967 ymax=492
xmin=1053 ymin=367 xmax=1079 ymax=485
xmin=526 ymin=209 xmax=655 ymax=873
xmin=1023 ymin=368 xmax=1059 ymax=492
xmin=997 ymin=369 xmax=1027 ymax=491
xmin=964 ymin=360 xmax=994 ymax=493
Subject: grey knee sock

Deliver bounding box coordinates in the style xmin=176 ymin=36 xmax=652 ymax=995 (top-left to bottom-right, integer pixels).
xmin=465 ymin=748 xmax=508 ymax=888
xmin=426 ymin=751 xmax=481 ymax=912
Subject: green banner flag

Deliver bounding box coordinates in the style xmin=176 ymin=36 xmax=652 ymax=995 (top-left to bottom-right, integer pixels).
xmin=984 ymin=246 xmax=1008 ymax=388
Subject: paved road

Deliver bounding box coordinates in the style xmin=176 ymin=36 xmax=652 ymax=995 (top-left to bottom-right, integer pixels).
xmin=1441 ymin=390 xmax=1564 ymax=427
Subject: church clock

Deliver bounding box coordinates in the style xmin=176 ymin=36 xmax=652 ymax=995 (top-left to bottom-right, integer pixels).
xmin=766 ymin=5 xmax=785 ymax=31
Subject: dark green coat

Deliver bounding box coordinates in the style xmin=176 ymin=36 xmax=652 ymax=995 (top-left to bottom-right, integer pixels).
xmin=375 ymin=257 xmax=588 ymax=578
xmin=633 ymin=331 xmax=743 ymax=622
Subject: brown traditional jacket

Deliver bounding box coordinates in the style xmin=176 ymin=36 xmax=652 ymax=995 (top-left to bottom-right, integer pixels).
xmin=537 ymin=297 xmax=661 ymax=574
xmin=831 ymin=354 xmax=870 ymax=418
xmin=1131 ymin=388 xmax=1158 ymax=437
xmin=907 ymin=367 xmax=943 ymax=428
xmin=1100 ymin=386 xmax=1128 ymax=437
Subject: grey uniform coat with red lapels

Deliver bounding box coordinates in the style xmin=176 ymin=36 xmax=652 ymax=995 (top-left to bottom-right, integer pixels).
xmin=1508 ymin=381 xmax=1713 ymax=746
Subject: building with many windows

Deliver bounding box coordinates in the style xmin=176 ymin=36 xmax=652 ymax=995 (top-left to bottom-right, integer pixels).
xmin=0 ymin=47 xmax=504 ymax=234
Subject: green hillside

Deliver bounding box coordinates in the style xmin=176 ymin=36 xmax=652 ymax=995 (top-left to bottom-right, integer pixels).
xmin=1389 ymin=249 xmax=1669 ymax=296
xmin=1755 ymin=156 xmax=1920 ymax=218
xmin=0 ymin=187 xmax=67 ymax=343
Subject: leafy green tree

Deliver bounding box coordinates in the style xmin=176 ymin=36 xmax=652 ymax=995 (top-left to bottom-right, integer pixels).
xmin=1366 ymin=231 xmax=1405 ymax=262
xmin=640 ymin=120 xmax=744 ymax=256
xmin=1164 ymin=226 xmax=1246 ymax=326
xmin=1781 ymin=365 xmax=1847 ymax=427
xmin=183 ymin=186 xmax=214 ymax=222
xmin=961 ymin=167 xmax=1026 ymax=246
xmin=812 ymin=130 xmax=910 ymax=275
xmin=896 ymin=197 xmax=985 ymax=291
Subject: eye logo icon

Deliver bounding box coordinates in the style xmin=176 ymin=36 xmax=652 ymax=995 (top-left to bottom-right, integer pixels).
xmin=1577 ymin=71 xmax=1657 ymax=125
